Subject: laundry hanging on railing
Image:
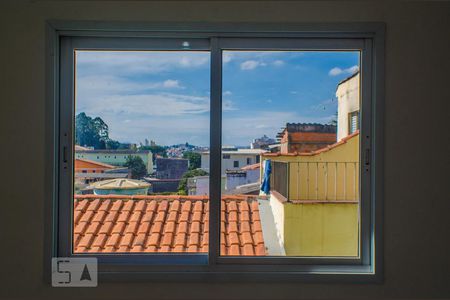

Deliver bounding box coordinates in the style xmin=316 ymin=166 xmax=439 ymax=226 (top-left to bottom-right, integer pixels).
xmin=260 ymin=159 xmax=271 ymax=194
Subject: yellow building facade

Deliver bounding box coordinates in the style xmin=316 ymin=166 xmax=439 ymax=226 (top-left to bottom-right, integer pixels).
xmin=263 ymin=132 xmax=360 ymax=256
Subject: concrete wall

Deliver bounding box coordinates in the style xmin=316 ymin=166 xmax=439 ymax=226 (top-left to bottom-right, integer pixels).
xmin=336 ymin=73 xmax=360 ymax=141
xmin=269 ymin=190 xmax=359 ymax=257
xmin=1 ymin=1 xmax=450 ymax=299
xmin=284 ymin=202 xmax=359 ymax=256
xmin=226 ymin=169 xmax=259 ymax=190
xmin=155 ymin=157 xmax=188 ymax=179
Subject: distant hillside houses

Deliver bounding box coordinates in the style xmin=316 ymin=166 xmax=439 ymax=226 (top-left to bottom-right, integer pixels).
xmin=250 ymin=135 xmax=276 ymax=149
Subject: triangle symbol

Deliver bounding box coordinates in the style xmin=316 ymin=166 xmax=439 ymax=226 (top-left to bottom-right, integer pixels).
xmin=80 ymin=264 xmax=92 ymax=281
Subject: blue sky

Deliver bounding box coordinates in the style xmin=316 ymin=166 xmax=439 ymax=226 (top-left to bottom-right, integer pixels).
xmin=76 ymin=50 xmax=359 ymax=147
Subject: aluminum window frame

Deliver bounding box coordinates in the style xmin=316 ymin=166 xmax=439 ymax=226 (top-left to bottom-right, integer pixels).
xmin=45 ymin=21 xmax=384 ymax=282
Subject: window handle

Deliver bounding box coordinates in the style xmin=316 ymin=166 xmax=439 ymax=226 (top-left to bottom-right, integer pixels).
xmin=364 ymin=148 xmax=371 ymax=166
xmin=63 ymin=146 xmax=68 ymax=163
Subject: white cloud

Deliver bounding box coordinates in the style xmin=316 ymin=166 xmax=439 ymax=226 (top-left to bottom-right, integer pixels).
xmin=240 ymin=60 xmax=262 ymax=70
xmin=223 ymin=90 xmax=232 ymax=96
xmin=76 ymin=75 xmax=185 ymax=101
xmin=328 ymin=65 xmax=359 ymax=76
xmin=272 ymin=60 xmax=285 ymax=67
xmin=223 ymin=52 xmax=233 ymax=63
xmin=79 ymin=93 xmax=210 ymax=117
xmin=162 ymin=79 xmax=183 ymax=89
xmin=76 ymin=51 xmax=209 ymax=76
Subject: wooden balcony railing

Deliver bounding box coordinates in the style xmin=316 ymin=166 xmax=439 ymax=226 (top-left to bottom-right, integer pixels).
xmin=271 ymin=161 xmax=359 ymax=202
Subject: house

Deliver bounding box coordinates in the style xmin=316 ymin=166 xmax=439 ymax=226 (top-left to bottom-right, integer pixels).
xmin=276 ymin=123 xmax=337 ymax=154
xmin=201 ymin=148 xmax=266 ymax=176
xmin=225 ymin=163 xmax=260 ymax=192
xmin=74 ymin=159 xmax=129 ymax=191
xmin=262 ymin=131 xmax=360 ymax=256
xmin=75 ymin=148 xmax=153 ymax=174
xmin=75 ymin=158 xmax=116 ymax=174
xmin=144 ymin=178 xmax=182 ymax=194
xmin=186 ymin=176 xmax=227 ymax=196
xmin=155 ymin=157 xmax=188 ymax=180
xmin=336 ymin=71 xmax=360 ymax=141
xmin=187 ymin=175 xmax=209 ymax=196
xmin=143 ymin=157 xmax=189 ymax=193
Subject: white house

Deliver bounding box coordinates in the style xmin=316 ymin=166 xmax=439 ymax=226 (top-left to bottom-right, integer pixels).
xmin=336 ymin=71 xmax=360 ymax=141
xmin=225 ymin=163 xmax=260 ymax=191
xmin=200 ymin=148 xmax=266 ymax=176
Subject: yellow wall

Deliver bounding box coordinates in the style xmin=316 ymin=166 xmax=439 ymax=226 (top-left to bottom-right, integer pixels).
xmin=283 ymin=203 xmax=359 ymax=256
xmin=266 ymin=133 xmax=360 ymax=256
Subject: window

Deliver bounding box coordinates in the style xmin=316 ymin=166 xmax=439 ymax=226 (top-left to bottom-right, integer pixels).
xmin=50 ymin=22 xmax=383 ymax=281
xmin=222 ymin=50 xmax=361 ymax=257
xmin=349 ymin=111 xmax=360 ymax=134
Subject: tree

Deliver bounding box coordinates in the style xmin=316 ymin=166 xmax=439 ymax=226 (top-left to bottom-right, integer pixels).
xmin=124 ymin=155 xmax=148 ymax=179
xmin=105 ymin=140 xmax=121 ymax=150
xmin=75 ymin=112 xmax=121 ymax=149
xmin=329 ymin=111 xmax=338 ymax=127
xmin=183 ymin=151 xmax=201 ymax=170
xmin=177 ymin=169 xmax=208 ymax=195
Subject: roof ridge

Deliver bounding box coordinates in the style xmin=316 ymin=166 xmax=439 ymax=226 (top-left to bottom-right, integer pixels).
xmin=75 ymin=158 xmax=116 ymax=168
xmin=73 ymin=194 xmax=266 ymax=202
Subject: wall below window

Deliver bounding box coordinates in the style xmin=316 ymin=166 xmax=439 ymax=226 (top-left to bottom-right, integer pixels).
xmin=1 ymin=1 xmax=449 ymax=299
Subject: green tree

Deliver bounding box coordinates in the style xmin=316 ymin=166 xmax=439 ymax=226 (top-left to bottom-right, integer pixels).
xmin=177 ymin=169 xmax=208 ymax=195
xmin=183 ymin=151 xmax=201 ymax=170
xmin=75 ymin=112 xmax=121 ymax=149
xmin=105 ymin=140 xmax=121 ymax=150
xmin=329 ymin=111 xmax=338 ymax=127
xmin=124 ymin=155 xmax=148 ymax=179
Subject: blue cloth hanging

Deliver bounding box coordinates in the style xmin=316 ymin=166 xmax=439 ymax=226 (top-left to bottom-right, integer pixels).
xmin=260 ymin=159 xmax=271 ymax=194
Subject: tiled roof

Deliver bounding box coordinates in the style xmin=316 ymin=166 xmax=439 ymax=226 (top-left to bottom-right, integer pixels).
xmin=75 ymin=158 xmax=116 ymax=169
xmin=241 ymin=163 xmax=260 ymax=171
xmin=264 ymin=131 xmax=359 ymax=157
xmin=73 ymin=194 xmax=266 ymax=256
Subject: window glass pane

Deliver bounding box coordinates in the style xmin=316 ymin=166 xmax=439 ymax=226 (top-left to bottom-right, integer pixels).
xmin=73 ymin=50 xmax=210 ymax=254
xmin=220 ymin=51 xmax=361 ymax=256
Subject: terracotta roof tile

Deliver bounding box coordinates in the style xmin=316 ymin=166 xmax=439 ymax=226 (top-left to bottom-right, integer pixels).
xmin=104 ymin=211 xmax=118 ymax=223
xmin=73 ymin=195 xmax=266 ymax=256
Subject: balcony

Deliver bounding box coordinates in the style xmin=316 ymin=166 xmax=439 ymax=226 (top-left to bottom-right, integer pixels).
xmin=271 ymin=161 xmax=359 ymax=202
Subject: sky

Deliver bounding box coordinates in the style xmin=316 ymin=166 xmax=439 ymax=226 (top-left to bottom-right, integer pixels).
xmin=75 ymin=50 xmax=359 ymax=147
